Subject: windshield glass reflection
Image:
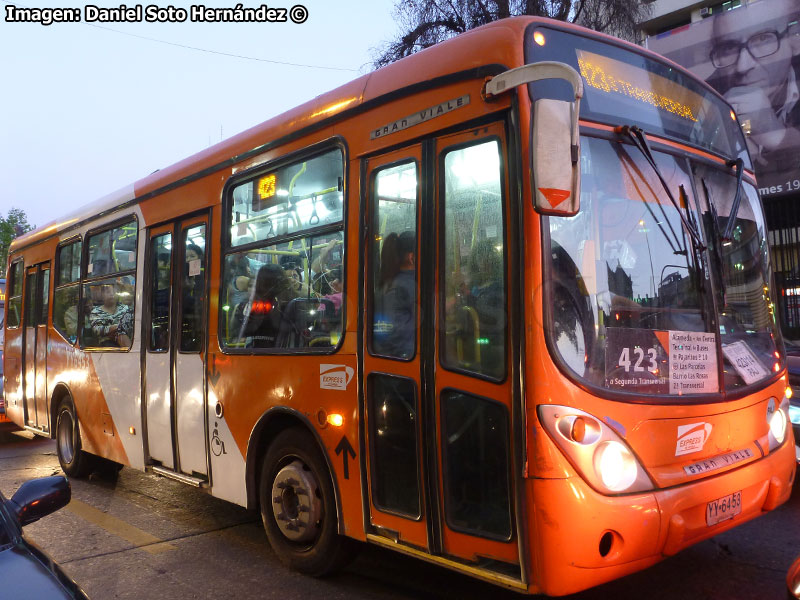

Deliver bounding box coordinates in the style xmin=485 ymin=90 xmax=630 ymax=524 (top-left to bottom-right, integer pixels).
xmin=547 ymin=135 xmax=782 ymax=397
xmin=693 ymin=167 xmax=781 ymax=390
xmin=547 ymin=136 xmax=715 ymax=396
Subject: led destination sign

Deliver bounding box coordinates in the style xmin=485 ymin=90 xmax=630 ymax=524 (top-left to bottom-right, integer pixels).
xmin=525 ymin=27 xmax=749 ymax=162
xmin=576 ymin=50 xmax=701 ymax=123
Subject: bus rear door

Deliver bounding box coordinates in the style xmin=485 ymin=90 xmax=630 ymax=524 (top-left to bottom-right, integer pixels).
xmin=143 ymin=214 xmax=210 ymax=481
xmin=22 ymin=262 xmax=50 ymax=431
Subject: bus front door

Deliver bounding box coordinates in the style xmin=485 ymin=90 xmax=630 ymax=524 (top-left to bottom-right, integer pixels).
xmin=143 ymin=215 xmax=209 ymax=480
xmin=363 ymin=122 xmax=520 ymax=574
xmin=22 ymin=262 xmax=50 ymax=431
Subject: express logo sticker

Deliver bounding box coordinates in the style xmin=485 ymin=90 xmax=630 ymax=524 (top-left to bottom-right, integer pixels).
xmin=675 ymin=422 xmax=713 ymax=456
xmin=320 ymin=364 xmax=354 ymax=390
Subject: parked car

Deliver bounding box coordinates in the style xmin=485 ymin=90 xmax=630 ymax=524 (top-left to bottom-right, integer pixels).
xmin=784 ymin=342 xmax=800 ymax=464
xmin=0 ymin=476 xmax=89 ymax=599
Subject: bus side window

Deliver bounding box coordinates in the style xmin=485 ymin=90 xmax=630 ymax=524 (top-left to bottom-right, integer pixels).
xmin=441 ymin=140 xmax=506 ymax=380
xmin=6 ymin=261 xmax=24 ymax=329
xmin=370 ymin=161 xmax=418 ymax=360
xmin=149 ymin=234 xmax=172 ymax=352
xmin=81 ymin=220 xmax=138 ymax=350
xmin=221 ymin=147 xmax=345 ymax=353
xmin=180 ymin=225 xmax=206 ymax=353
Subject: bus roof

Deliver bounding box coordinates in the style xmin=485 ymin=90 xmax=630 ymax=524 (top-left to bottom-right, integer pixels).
xmin=9 ymin=15 xmax=709 ymax=253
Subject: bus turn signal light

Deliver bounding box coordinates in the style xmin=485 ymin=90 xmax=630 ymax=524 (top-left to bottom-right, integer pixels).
xmin=327 ymin=413 xmax=344 ymax=427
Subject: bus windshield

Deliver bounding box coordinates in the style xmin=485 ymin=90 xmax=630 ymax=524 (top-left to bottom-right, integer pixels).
xmin=547 ymin=137 xmax=781 ymax=397
xmin=539 ymin=33 xmax=782 ymax=398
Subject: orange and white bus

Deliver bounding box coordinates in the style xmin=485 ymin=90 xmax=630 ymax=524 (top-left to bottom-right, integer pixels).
xmin=2 ymin=16 xmax=796 ymax=596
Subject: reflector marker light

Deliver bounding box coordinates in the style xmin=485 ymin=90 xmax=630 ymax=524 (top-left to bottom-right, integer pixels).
xmin=538 ymin=187 xmax=571 ymax=207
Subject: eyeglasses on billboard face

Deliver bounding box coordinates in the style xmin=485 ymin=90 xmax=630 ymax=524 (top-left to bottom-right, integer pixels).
xmin=710 ymin=29 xmax=787 ymax=68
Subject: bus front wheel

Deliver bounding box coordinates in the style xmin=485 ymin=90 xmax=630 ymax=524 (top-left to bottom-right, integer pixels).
xmin=56 ymin=397 xmax=92 ymax=478
xmin=259 ymin=427 xmax=355 ymax=576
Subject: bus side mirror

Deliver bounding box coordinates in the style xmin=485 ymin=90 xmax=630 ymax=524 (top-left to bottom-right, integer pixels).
xmin=483 ymin=61 xmax=582 ymax=217
xmin=532 ymin=98 xmax=581 ymax=216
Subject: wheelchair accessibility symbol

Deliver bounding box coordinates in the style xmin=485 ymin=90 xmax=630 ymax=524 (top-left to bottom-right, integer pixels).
xmin=211 ymin=422 xmax=226 ymax=457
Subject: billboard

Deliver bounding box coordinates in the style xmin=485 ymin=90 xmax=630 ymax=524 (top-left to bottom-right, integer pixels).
xmin=647 ymin=0 xmax=800 ymax=198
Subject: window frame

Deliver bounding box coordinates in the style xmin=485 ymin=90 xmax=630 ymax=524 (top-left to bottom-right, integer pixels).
xmin=80 ymin=215 xmax=139 ymax=351
xmin=218 ymin=138 xmax=348 ymax=355
xmin=439 ymin=387 xmax=513 ymax=542
xmin=437 ymin=135 xmax=509 ymax=383
xmin=146 ymin=231 xmax=174 ymax=354
xmin=367 ymin=157 xmax=420 ymax=362
xmin=5 ymin=259 xmax=24 ymax=330
xmin=178 ymin=222 xmax=208 ymax=355
xmin=53 ymin=236 xmax=83 ymax=345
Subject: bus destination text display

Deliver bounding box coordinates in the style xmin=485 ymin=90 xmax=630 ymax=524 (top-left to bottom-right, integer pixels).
xmin=605 ymin=328 xmax=719 ymax=394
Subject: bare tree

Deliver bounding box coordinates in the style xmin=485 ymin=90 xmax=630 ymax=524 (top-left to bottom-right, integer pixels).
xmin=372 ymin=0 xmax=652 ymax=68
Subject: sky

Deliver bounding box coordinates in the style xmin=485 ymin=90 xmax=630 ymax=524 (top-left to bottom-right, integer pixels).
xmin=0 ymin=0 xmax=400 ymax=228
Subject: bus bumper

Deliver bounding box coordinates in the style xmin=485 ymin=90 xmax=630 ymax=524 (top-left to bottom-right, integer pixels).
xmin=529 ymin=440 xmax=796 ymax=597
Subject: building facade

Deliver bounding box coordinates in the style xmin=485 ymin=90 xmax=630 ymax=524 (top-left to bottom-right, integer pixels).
xmin=641 ymin=0 xmax=800 ymax=335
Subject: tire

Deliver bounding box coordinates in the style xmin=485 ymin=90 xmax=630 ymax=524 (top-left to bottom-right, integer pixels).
xmin=259 ymin=427 xmax=356 ymax=576
xmin=55 ymin=397 xmax=92 ymax=478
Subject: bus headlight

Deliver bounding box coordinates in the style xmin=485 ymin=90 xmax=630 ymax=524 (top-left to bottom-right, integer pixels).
xmin=770 ymin=409 xmax=787 ymax=444
xmin=768 ymin=397 xmax=790 ymax=451
xmin=594 ymin=441 xmax=638 ymax=492
xmin=538 ymin=405 xmax=654 ymax=495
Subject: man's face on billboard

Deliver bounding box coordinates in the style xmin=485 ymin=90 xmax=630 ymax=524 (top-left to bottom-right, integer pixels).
xmin=712 ymin=1 xmax=795 ymax=100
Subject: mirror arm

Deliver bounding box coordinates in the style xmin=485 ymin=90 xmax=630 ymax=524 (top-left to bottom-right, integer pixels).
xmin=483 ymin=61 xmax=583 ymax=157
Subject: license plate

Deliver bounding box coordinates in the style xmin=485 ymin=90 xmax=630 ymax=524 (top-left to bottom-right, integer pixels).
xmin=706 ymin=491 xmax=742 ymax=526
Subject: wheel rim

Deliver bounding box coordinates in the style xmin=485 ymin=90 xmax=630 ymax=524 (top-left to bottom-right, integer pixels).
xmin=57 ymin=409 xmax=75 ymax=465
xmin=271 ymin=459 xmax=323 ymax=543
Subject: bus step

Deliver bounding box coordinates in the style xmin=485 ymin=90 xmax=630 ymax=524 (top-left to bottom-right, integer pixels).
xmin=150 ymin=465 xmax=209 ymax=488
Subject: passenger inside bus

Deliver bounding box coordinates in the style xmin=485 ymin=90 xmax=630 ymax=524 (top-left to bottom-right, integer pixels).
xmin=233 ymin=264 xmax=294 ymax=348
xmin=280 ymin=254 xmax=310 ymax=297
xmin=373 ymin=231 xmax=416 ymax=358
xmin=89 ymin=284 xmax=132 ymax=347
xmin=182 ymin=242 xmax=206 ymax=351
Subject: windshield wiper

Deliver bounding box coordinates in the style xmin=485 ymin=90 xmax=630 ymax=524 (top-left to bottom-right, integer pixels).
xmin=618 ymin=125 xmax=706 ymax=252
xmin=722 ymin=158 xmax=745 ymax=241
xmin=701 ymin=177 xmax=727 ymax=297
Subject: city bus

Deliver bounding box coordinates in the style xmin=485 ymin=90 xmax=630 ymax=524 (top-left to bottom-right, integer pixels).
xmin=2 ymin=16 xmax=796 ymax=596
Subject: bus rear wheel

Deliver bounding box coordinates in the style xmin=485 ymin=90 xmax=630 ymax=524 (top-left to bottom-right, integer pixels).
xmin=56 ymin=397 xmax=91 ymax=478
xmin=259 ymin=427 xmax=355 ymax=576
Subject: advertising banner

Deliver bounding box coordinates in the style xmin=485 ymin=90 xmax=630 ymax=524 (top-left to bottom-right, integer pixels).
xmin=647 ymin=0 xmax=800 ymax=198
